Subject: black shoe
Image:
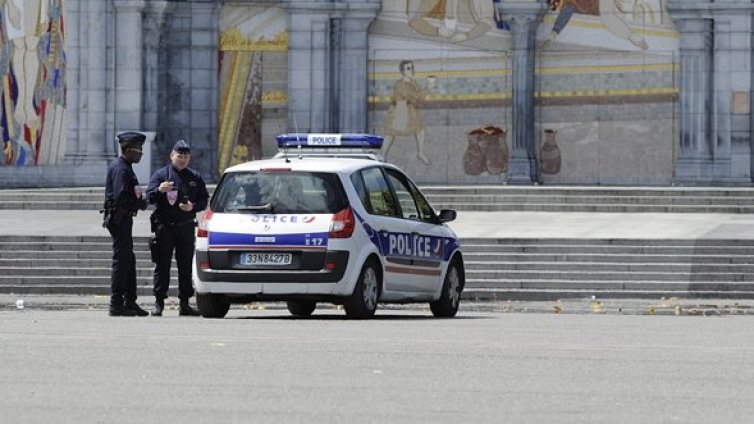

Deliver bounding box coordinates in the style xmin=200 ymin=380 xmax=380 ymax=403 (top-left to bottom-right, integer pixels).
xmin=109 ymin=305 xmax=137 ymax=317
xmin=179 ymin=302 xmax=201 ymax=317
xmin=152 ymin=299 xmax=164 ymax=317
xmin=125 ymin=302 xmax=149 ymax=317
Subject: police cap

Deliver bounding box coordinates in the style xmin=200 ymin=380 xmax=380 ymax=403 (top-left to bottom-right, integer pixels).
xmin=172 ymin=139 xmax=191 ymax=154
xmin=116 ymin=131 xmax=146 ymax=146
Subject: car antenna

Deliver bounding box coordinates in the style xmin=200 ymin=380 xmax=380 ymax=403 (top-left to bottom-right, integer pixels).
xmin=294 ymin=114 xmax=303 ymax=160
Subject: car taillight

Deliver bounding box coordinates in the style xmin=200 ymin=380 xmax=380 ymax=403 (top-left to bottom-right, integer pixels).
xmin=329 ymin=206 xmax=355 ymax=239
xmin=197 ymin=208 xmax=214 ymax=238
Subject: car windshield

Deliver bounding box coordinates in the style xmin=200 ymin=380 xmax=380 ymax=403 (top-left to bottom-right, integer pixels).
xmin=211 ymin=171 xmax=347 ymax=214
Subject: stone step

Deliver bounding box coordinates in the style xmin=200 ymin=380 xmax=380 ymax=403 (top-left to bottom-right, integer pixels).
xmin=0 ymin=284 xmax=176 ymax=297
xmin=430 ymin=203 xmax=754 ymax=213
xmin=463 ymin=252 xmax=754 ymax=264
xmin=2 ymin=267 xmax=159 ymax=277
xmin=464 ymin=261 xmax=754 ymax=273
xmin=461 ymin=238 xmax=754 ymax=246
xmin=420 ymin=186 xmax=754 ymax=196
xmin=0 ymin=251 xmax=151 ymax=260
xmin=0 ymin=258 xmax=156 ymax=267
xmin=0 ymin=201 xmax=100 ymax=210
xmin=461 ymin=244 xmax=754 ymax=255
xmin=465 ymin=279 xmax=754 ymax=291
xmin=466 ymin=269 xmax=754 ymax=282
xmin=0 ymin=276 xmax=175 ymax=286
xmin=0 ymin=235 xmax=149 ymax=243
xmin=0 ymin=242 xmax=137 ymax=251
xmin=462 ymin=288 xmax=754 ymax=301
xmin=427 ymin=194 xmax=754 ymax=205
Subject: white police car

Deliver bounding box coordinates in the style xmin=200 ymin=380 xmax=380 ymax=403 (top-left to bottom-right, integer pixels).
xmin=193 ymin=133 xmax=464 ymax=319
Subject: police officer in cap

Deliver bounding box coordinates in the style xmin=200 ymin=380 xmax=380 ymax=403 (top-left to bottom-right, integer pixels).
xmin=146 ymin=139 xmax=209 ymax=316
xmin=104 ymin=131 xmax=149 ymax=317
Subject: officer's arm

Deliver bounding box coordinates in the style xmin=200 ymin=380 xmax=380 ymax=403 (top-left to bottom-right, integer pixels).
xmin=111 ymin=167 xmax=130 ymax=209
xmin=146 ymin=170 xmax=162 ymax=205
xmin=194 ymin=176 xmax=209 ymax=211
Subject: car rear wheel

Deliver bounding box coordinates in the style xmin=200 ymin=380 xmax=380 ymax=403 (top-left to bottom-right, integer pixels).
xmin=430 ymin=260 xmax=463 ymax=317
xmin=344 ymin=260 xmax=379 ymax=319
xmin=287 ymin=300 xmax=317 ymax=317
xmin=196 ymin=293 xmax=230 ymax=318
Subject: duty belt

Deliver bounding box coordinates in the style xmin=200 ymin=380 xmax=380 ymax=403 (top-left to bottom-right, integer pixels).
xmin=164 ymin=219 xmax=195 ymax=227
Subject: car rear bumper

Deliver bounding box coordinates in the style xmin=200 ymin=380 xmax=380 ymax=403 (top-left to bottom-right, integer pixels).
xmin=195 ymin=250 xmax=349 ymax=284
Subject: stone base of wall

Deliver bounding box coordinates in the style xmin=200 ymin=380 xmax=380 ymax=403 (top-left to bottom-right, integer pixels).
xmin=0 ymin=163 xmax=107 ymax=188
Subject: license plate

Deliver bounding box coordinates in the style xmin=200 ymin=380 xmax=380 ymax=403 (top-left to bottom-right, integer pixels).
xmin=240 ymin=252 xmax=292 ymax=266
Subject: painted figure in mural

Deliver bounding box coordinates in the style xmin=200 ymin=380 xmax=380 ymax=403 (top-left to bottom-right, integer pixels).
xmin=0 ymin=0 xmax=13 ymax=165
xmin=0 ymin=0 xmax=64 ymax=166
xmin=409 ymin=0 xmax=497 ymax=42
xmin=6 ymin=0 xmax=45 ymax=129
xmin=541 ymin=0 xmax=649 ymax=50
xmin=37 ymin=0 xmax=66 ymax=165
xmin=383 ymin=60 xmax=433 ymax=166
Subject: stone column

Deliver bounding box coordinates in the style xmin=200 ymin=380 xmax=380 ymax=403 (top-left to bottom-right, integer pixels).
xmin=666 ymin=4 xmax=713 ymax=181
xmin=65 ymin=0 xmax=110 ymax=163
xmin=113 ymin=0 xmax=146 ymax=134
xmin=712 ymin=18 xmax=733 ymax=178
xmin=288 ymin=3 xmax=334 ymax=132
xmin=498 ymin=1 xmax=547 ymax=184
xmin=158 ymin=1 xmax=219 ymax=180
xmin=142 ymin=1 xmax=173 ymax=132
xmin=337 ymin=5 xmax=380 ymax=132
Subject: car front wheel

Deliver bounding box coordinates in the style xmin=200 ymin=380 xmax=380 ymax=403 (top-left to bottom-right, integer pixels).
xmin=430 ymin=260 xmax=463 ymax=317
xmin=344 ymin=260 xmax=379 ymax=319
xmin=196 ymin=293 xmax=230 ymax=318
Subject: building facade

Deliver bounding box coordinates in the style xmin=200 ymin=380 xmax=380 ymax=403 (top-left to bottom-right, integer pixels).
xmin=1 ymin=0 xmax=753 ymax=187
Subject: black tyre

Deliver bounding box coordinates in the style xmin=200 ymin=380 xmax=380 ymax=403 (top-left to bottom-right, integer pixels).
xmin=344 ymin=260 xmax=379 ymax=319
xmin=196 ymin=293 xmax=230 ymax=318
xmin=430 ymin=259 xmax=463 ymax=317
xmin=287 ymin=300 xmax=317 ymax=317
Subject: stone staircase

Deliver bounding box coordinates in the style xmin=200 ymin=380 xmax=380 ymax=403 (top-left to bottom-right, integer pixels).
xmin=462 ymin=238 xmax=754 ymax=300
xmin=2 ymin=235 xmax=754 ymax=300
xmin=0 ymin=235 xmax=177 ymax=297
xmin=4 ymin=186 xmax=754 ymax=213
xmin=421 ymin=186 xmax=754 ymax=213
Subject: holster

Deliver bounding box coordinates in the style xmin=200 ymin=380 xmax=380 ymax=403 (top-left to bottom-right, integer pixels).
xmin=149 ymin=212 xmax=163 ymax=263
xmin=100 ymin=200 xmax=117 ymax=228
xmin=148 ymin=235 xmax=160 ymax=263
xmin=149 ymin=211 xmax=161 ymax=233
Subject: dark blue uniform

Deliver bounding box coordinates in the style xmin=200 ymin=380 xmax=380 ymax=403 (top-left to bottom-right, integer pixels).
xmin=146 ymin=164 xmax=209 ymax=303
xmin=105 ymin=156 xmax=147 ymax=311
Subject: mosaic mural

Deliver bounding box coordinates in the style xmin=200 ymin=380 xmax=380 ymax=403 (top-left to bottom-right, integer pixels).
xmin=0 ymin=0 xmax=66 ymax=167
xmin=369 ymin=0 xmax=679 ymax=185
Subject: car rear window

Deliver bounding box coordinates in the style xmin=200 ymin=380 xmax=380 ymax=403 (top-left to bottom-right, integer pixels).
xmin=211 ymin=171 xmax=347 ymax=214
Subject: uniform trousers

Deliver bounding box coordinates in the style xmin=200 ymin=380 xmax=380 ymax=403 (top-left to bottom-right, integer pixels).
xmin=107 ymin=215 xmax=137 ymax=307
xmin=153 ymin=221 xmax=196 ymax=301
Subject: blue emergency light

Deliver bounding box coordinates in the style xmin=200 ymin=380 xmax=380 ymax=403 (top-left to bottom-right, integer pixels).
xmin=276 ymin=133 xmax=383 ymax=149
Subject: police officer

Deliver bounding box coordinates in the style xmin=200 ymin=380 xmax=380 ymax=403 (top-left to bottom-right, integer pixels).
xmin=104 ymin=131 xmax=149 ymax=317
xmin=146 ymin=139 xmax=209 ymax=316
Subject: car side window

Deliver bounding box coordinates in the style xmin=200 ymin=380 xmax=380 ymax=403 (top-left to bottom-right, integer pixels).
xmin=405 ymin=178 xmax=435 ymax=222
xmin=385 ymin=169 xmax=421 ymax=221
xmin=350 ymin=172 xmax=372 ymax=213
xmin=359 ymin=167 xmax=398 ymax=217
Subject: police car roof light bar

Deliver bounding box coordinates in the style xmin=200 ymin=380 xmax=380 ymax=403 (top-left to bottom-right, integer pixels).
xmin=276 ymin=133 xmax=384 ymax=150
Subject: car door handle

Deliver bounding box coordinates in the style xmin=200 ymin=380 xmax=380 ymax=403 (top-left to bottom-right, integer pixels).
xmin=378 ymin=229 xmax=389 ymax=235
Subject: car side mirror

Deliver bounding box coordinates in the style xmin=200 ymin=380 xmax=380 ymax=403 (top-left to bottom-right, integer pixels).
xmin=438 ymin=209 xmax=456 ymax=223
